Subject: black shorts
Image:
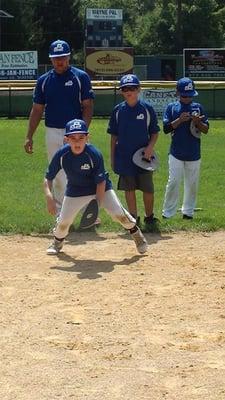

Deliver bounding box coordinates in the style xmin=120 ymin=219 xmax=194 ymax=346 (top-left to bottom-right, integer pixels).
xmin=117 ymin=171 xmax=154 ymax=193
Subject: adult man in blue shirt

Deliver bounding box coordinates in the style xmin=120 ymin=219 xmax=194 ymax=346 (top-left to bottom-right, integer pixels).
xmin=24 ymin=39 xmax=94 ymax=213
xmin=162 ymin=77 xmax=209 ymax=219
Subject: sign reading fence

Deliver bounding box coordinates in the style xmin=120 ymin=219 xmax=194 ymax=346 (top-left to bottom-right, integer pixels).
xmin=0 ymin=51 xmax=38 ymax=80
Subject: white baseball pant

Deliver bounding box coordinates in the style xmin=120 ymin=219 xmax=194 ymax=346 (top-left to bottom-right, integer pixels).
xmin=162 ymin=154 xmax=201 ymax=218
xmin=54 ymin=189 xmax=136 ymax=239
xmin=46 ymin=127 xmax=66 ymax=214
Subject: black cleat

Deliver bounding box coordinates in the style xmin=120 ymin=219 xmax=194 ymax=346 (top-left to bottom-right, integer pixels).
xmin=183 ymin=214 xmax=193 ymax=220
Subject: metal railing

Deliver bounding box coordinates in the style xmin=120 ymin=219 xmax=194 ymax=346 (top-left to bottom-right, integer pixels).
xmin=0 ymin=80 xmax=225 ymax=118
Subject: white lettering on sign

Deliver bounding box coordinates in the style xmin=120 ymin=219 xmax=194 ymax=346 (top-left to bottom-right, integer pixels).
xmin=86 ymin=8 xmax=123 ymax=20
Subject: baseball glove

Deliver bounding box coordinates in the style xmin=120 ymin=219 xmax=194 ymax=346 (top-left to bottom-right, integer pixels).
xmin=132 ymin=147 xmax=159 ymax=171
xmin=79 ymin=199 xmax=99 ymax=229
xmin=190 ymin=120 xmax=201 ymax=138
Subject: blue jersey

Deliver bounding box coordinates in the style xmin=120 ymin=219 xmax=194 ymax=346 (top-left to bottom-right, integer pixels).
xmin=107 ymin=99 xmax=160 ymax=176
xmin=33 ymin=66 xmax=94 ymax=129
xmin=163 ymin=100 xmax=209 ymax=161
xmin=45 ymin=143 xmax=112 ymax=197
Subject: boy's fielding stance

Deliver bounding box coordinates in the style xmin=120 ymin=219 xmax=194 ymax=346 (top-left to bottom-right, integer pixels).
xmin=44 ymin=119 xmax=148 ymax=255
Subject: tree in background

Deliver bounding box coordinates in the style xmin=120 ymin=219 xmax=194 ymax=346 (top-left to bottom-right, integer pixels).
xmin=0 ymin=0 xmax=24 ymax=50
xmin=1 ymin=0 xmax=225 ymax=58
xmin=120 ymin=0 xmax=224 ymax=55
xmin=22 ymin=0 xmax=83 ymax=63
xmin=181 ymin=0 xmax=223 ymax=49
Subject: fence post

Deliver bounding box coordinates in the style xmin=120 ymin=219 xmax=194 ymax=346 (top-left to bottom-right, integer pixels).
xmin=8 ymin=86 xmax=12 ymax=119
xmin=113 ymin=82 xmax=117 ymax=108
xmin=213 ymin=84 xmax=216 ymax=118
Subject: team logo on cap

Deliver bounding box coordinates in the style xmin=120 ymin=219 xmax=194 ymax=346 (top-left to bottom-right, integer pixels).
xmin=70 ymin=121 xmax=82 ymax=131
xmin=53 ymin=43 xmax=64 ymax=52
xmin=184 ymin=82 xmax=194 ymax=91
xmin=123 ymin=74 xmax=134 ymax=83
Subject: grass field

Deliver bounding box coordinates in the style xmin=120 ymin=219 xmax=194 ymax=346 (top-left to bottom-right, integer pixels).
xmin=0 ymin=118 xmax=225 ymax=234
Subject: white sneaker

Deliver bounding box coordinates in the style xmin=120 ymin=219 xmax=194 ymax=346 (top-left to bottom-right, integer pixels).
xmin=46 ymin=239 xmax=64 ymax=255
xmin=131 ymin=227 xmax=148 ymax=254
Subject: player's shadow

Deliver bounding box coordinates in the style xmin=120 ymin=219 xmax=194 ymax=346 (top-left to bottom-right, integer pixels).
xmin=33 ymin=230 xmax=173 ymax=246
xmin=32 ymin=230 xmax=107 ymax=244
xmin=118 ymin=232 xmax=173 ymax=245
xmin=50 ymin=254 xmax=145 ymax=280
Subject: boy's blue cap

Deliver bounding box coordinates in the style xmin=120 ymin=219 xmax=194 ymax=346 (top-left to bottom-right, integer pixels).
xmin=119 ymin=74 xmax=140 ymax=88
xmin=49 ymin=39 xmax=71 ymax=58
xmin=176 ymin=77 xmax=198 ymax=97
xmin=65 ymin=119 xmax=88 ymax=136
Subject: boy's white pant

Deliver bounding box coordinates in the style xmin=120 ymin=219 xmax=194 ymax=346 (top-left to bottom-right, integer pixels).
xmin=46 ymin=127 xmax=66 ymax=214
xmin=162 ymin=154 xmax=201 ymax=218
xmin=54 ymin=189 xmax=136 ymax=239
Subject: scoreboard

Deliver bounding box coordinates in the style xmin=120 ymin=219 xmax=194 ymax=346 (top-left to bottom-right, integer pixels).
xmin=85 ymin=8 xmax=123 ymax=48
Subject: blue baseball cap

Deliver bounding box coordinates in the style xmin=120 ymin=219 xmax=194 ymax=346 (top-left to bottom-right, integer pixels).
xmin=65 ymin=119 xmax=88 ymax=136
xmin=176 ymin=77 xmax=198 ymax=97
xmin=119 ymin=74 xmax=140 ymax=88
xmin=49 ymin=39 xmax=71 ymax=58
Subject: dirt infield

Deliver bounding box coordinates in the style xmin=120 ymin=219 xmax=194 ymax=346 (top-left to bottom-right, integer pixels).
xmin=1 ymin=231 xmax=225 ymax=400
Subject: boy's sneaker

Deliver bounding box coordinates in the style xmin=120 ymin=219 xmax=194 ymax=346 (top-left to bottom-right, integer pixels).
xmin=131 ymin=227 xmax=148 ymax=254
xmin=144 ymin=214 xmax=159 ymax=225
xmin=47 ymin=238 xmax=64 ymax=255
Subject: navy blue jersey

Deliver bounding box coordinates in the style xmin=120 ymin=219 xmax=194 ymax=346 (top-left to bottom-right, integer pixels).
xmin=163 ymin=100 xmax=209 ymax=161
xmin=107 ymin=99 xmax=160 ymax=176
xmin=33 ymin=66 xmax=94 ymax=129
xmin=45 ymin=143 xmax=112 ymax=197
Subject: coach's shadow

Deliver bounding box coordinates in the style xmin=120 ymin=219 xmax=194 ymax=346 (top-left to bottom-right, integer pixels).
xmin=50 ymin=253 xmax=145 ymax=280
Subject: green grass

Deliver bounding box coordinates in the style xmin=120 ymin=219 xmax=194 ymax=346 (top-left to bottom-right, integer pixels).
xmin=0 ymin=118 xmax=225 ymax=234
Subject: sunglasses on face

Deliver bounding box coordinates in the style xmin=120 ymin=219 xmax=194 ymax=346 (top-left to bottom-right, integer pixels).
xmin=180 ymin=95 xmax=193 ymax=98
xmin=121 ymin=86 xmax=138 ymax=92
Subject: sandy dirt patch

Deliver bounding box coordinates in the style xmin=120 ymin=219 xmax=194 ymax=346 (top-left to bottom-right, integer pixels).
xmin=0 ymin=231 xmax=225 ymax=400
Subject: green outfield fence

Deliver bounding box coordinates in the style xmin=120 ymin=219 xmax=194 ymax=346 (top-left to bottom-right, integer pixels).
xmin=0 ymin=80 xmax=225 ymax=118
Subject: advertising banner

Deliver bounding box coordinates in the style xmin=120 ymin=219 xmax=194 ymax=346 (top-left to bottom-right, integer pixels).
xmin=141 ymin=89 xmax=177 ymax=116
xmin=184 ymin=48 xmax=225 ymax=79
xmin=85 ymin=47 xmax=133 ymax=78
xmin=0 ymin=51 xmax=38 ymax=80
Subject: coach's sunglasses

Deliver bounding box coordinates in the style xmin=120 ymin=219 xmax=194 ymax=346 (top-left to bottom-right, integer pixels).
xmin=121 ymin=86 xmax=139 ymax=92
xmin=180 ymin=94 xmax=193 ymax=98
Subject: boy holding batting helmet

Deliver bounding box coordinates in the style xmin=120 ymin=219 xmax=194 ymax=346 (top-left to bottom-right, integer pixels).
xmin=107 ymin=74 xmax=160 ymax=230
xmin=44 ymin=118 xmax=148 ymax=255
xmin=162 ymin=77 xmax=209 ymax=219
